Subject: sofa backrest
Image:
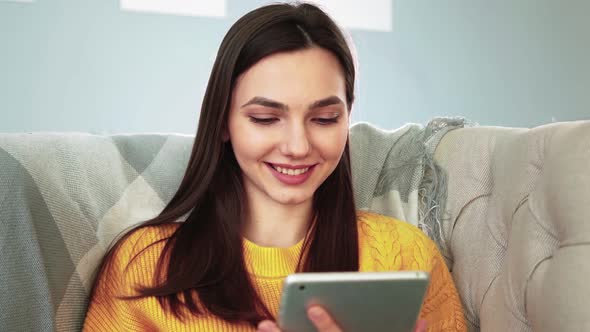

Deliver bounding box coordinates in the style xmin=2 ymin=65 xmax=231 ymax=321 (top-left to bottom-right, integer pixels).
xmin=434 ymin=121 xmax=590 ymax=331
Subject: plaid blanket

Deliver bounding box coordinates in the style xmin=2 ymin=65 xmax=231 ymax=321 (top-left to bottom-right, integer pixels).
xmin=0 ymin=119 xmax=463 ymax=331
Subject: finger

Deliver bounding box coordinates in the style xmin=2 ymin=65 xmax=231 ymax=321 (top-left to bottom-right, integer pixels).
xmin=257 ymin=320 xmax=281 ymax=332
xmin=414 ymin=319 xmax=427 ymax=332
xmin=307 ymin=306 xmax=342 ymax=332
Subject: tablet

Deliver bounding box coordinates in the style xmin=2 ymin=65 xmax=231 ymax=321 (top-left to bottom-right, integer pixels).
xmin=278 ymin=271 xmax=429 ymax=332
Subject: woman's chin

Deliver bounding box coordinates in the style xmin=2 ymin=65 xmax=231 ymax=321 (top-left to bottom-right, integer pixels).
xmin=271 ymin=192 xmax=314 ymax=206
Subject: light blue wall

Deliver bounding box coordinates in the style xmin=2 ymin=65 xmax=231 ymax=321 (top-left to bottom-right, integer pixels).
xmin=1 ymin=0 xmax=588 ymax=133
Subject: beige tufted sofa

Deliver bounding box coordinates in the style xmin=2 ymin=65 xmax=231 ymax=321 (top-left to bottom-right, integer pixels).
xmin=1 ymin=120 xmax=588 ymax=331
xmin=434 ymin=121 xmax=590 ymax=331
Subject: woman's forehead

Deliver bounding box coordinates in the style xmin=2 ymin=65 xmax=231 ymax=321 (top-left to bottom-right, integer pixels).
xmin=232 ymin=48 xmax=347 ymax=107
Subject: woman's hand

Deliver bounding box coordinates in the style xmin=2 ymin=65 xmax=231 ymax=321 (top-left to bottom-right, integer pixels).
xmin=414 ymin=319 xmax=427 ymax=332
xmin=257 ymin=306 xmax=341 ymax=332
xmin=256 ymin=306 xmax=427 ymax=332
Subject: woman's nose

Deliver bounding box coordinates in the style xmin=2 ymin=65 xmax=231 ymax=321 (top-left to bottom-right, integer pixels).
xmin=279 ymin=122 xmax=311 ymax=158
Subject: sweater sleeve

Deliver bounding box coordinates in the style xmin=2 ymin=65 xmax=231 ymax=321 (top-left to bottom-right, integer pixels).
xmin=83 ymin=229 xmax=149 ymax=332
xmin=418 ymin=239 xmax=467 ymax=332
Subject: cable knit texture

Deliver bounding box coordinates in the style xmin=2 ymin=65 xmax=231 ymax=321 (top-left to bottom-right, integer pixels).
xmin=84 ymin=212 xmax=466 ymax=331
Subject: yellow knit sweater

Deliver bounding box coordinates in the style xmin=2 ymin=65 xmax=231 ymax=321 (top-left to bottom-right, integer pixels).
xmin=84 ymin=212 xmax=466 ymax=331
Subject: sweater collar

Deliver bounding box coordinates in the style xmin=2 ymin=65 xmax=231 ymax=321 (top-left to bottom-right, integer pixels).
xmin=242 ymin=237 xmax=304 ymax=278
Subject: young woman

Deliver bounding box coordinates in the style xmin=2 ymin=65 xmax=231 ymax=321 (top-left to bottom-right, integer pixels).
xmin=84 ymin=3 xmax=466 ymax=331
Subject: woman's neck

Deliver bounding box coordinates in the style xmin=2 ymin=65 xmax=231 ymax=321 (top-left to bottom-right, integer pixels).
xmin=242 ymin=194 xmax=313 ymax=248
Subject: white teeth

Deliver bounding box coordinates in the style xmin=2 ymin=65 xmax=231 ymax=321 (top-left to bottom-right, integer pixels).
xmin=272 ymin=165 xmax=310 ymax=176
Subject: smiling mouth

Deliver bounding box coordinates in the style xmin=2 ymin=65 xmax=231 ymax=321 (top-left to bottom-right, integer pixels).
xmin=266 ymin=163 xmax=314 ymax=176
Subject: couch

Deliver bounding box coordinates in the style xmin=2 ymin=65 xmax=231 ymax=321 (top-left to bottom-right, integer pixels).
xmin=1 ymin=119 xmax=588 ymax=331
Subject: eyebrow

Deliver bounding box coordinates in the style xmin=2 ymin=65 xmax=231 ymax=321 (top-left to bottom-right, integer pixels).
xmin=240 ymin=96 xmax=344 ymax=112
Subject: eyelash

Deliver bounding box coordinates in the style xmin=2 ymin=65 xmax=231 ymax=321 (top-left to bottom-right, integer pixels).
xmin=314 ymin=117 xmax=339 ymax=125
xmin=249 ymin=117 xmax=278 ymax=125
xmin=248 ymin=116 xmax=339 ymax=126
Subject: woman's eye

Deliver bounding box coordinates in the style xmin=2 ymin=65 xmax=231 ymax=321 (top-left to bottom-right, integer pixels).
xmin=314 ymin=117 xmax=339 ymax=125
xmin=249 ymin=117 xmax=278 ymax=125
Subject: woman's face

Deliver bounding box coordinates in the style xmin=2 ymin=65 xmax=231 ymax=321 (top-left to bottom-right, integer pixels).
xmin=228 ymin=47 xmax=350 ymax=207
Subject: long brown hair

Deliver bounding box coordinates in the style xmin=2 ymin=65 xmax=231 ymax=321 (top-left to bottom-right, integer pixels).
xmin=90 ymin=2 xmax=358 ymax=327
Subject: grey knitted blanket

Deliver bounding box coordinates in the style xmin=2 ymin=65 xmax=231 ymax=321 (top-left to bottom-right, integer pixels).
xmin=0 ymin=118 xmax=464 ymax=331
